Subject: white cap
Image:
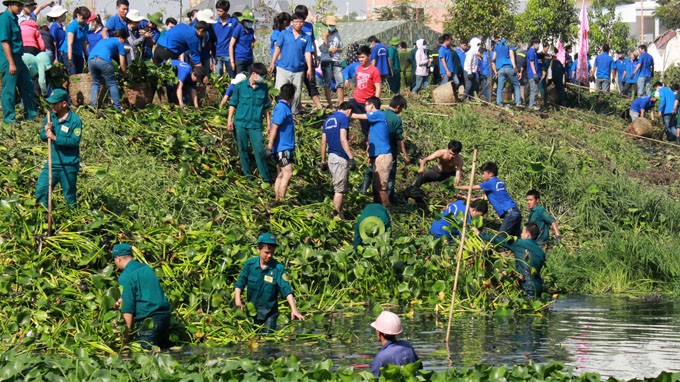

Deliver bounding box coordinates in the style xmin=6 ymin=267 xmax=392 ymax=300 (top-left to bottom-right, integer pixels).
xmin=231 ymin=73 xmax=247 ymax=85
xmin=126 ymin=9 xmax=146 ymax=23
xmin=196 ymin=9 xmax=217 ymax=24
xmin=46 ymin=5 xmax=68 ymax=18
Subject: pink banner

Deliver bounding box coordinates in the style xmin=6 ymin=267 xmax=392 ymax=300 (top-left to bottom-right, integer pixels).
xmin=576 ymin=0 xmax=590 ymax=84
xmin=557 ymin=41 xmax=566 ymax=66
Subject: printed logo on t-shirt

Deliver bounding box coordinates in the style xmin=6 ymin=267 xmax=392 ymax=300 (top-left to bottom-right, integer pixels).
xmin=356 ymin=71 xmax=370 ymax=90
xmin=496 ymin=181 xmax=506 ymax=192
xmin=378 ymin=48 xmax=387 ymax=57
xmin=324 ymin=117 xmax=338 ymax=131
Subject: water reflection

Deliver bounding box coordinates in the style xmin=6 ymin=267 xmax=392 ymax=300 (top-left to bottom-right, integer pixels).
xmin=211 ymin=296 xmax=680 ymax=379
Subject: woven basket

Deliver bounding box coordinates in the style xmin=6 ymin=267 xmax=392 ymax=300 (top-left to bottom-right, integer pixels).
xmin=432 ymin=83 xmax=455 ymax=104
xmin=124 ymin=82 xmax=156 ymax=109
xmin=68 ymin=74 xmax=92 ymax=106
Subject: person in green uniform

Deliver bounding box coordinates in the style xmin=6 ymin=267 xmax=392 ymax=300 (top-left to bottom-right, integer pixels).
xmin=234 ymin=232 xmax=304 ymax=332
xmin=526 ymin=189 xmax=561 ymax=246
xmin=227 ymin=62 xmax=272 ymax=183
xmin=111 ymin=243 xmax=172 ymax=349
xmin=397 ymin=42 xmax=410 ymax=89
xmin=35 ymin=89 xmax=82 ymax=208
xmin=0 ymin=0 xmax=37 ymax=124
xmin=477 ymin=222 xmax=546 ymax=297
xmin=353 ymin=203 xmax=392 ymax=249
xmin=387 ymin=37 xmax=401 ymax=94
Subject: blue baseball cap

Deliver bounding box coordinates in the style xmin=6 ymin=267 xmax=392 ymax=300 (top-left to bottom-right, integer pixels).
xmin=111 ymin=243 xmax=133 ymax=259
xmin=257 ymin=232 xmax=278 ymax=246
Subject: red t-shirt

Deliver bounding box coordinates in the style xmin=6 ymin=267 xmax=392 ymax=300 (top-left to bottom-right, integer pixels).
xmin=353 ymin=64 xmax=381 ymax=103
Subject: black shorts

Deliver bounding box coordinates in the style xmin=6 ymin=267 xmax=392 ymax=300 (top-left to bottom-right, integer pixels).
xmin=153 ymin=45 xmax=178 ymax=65
xmin=275 ymin=149 xmax=295 ymax=167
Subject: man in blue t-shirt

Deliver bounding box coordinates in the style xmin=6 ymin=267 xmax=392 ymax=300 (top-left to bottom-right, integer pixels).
xmin=169 ymin=59 xmax=206 ymax=108
xmin=438 ymin=33 xmax=461 ymax=99
xmin=87 ymin=29 xmax=128 ymax=110
xmin=267 ymin=83 xmax=296 ymax=201
xmin=368 ymin=35 xmax=392 ymax=80
xmin=212 ymin=0 xmax=239 ymax=77
xmin=154 ymin=21 xmax=209 ymax=66
xmin=229 ymin=8 xmax=255 ymax=75
xmin=102 ymin=0 xmax=128 ymax=39
xmin=492 ymin=37 xmax=521 ymax=107
xmin=612 ymin=50 xmax=626 ymax=93
xmin=456 ymin=161 xmax=521 ymax=239
xmin=352 ymin=97 xmax=392 ymax=206
xmin=592 ymin=44 xmax=614 ymax=92
xmin=430 ymin=199 xmax=488 ymax=241
xmin=526 ymin=38 xmax=541 ymax=109
xmin=654 ymin=82 xmax=679 ymax=141
xmin=634 ymin=44 xmax=654 ymax=97
xmin=320 ymin=102 xmax=356 ymax=219
xmin=629 ymin=94 xmax=656 ymax=122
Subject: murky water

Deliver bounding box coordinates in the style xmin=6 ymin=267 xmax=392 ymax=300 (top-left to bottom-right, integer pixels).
xmin=212 ymin=296 xmax=680 ymax=380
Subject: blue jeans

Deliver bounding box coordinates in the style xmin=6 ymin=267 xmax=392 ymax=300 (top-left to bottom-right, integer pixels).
xmin=663 ymin=114 xmax=678 ymax=141
xmin=497 ymin=67 xmax=521 ymax=106
xmin=89 ymin=58 xmax=122 ymax=110
xmin=215 ymin=56 xmax=234 ymax=78
xmin=412 ymin=75 xmax=429 ymax=93
xmin=60 ymin=51 xmax=84 ymax=75
xmin=637 ymin=76 xmax=651 ymax=97
xmin=478 ymin=75 xmax=491 ymax=102
xmin=136 ymin=313 xmax=171 ymax=349
xmin=498 ymin=208 xmax=522 ymax=238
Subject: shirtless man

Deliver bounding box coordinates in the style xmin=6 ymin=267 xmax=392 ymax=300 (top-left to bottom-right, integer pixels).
xmin=411 ymin=140 xmax=464 ymax=188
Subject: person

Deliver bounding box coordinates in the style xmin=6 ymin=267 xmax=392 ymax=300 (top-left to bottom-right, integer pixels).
xmin=629 ymin=94 xmax=656 ymax=122
xmin=398 ymin=41 xmax=410 ymax=88
xmin=352 ymin=97 xmax=392 ymax=206
xmin=213 ymin=0 xmax=239 ymax=78
xmin=1 ymin=0 xmax=37 ymax=124
xmin=21 ymin=51 xmax=51 ymax=96
xmin=267 ymin=83 xmax=296 ymax=201
xmin=342 ymin=60 xmax=359 ymax=88
xmin=369 ymin=311 xmax=420 ymax=377
xmin=387 ymin=37 xmax=400 ymax=94
xmin=655 ymin=82 xmax=678 ymax=141
xmin=551 ymin=47 xmax=566 ymax=106
xmin=525 ymin=189 xmax=561 ymax=246
xmin=621 ymin=51 xmax=638 ymax=97
xmin=612 ymin=50 xmax=626 ymax=93
xmin=229 ymin=8 xmax=255 ymax=75
xmin=564 ymin=45 xmax=573 ymax=84
xmin=17 ymin=0 xmax=51 ymax=24
xmin=234 ymin=232 xmax=304 ymax=331
xmin=88 ymin=29 xmax=127 ymax=110
xmin=454 ymin=41 xmax=468 ymax=94
xmin=320 ymin=15 xmax=343 ymax=107
xmin=59 ymin=6 xmax=89 ymax=74
xmin=35 ymin=87 xmax=80 ymax=207
xmin=19 ymin=19 xmax=44 ymax=55
xmin=515 ymin=44 xmax=528 ymax=104
xmin=320 ymin=102 xmax=355 ymax=219
xmin=46 ymin=4 xmax=66 ymax=62
xmin=430 ymin=199 xmax=488 ymax=241
xmin=125 ymin=9 xmax=148 ymax=60
xmin=634 ymin=45 xmax=654 ymax=97
xmin=269 ymin=12 xmax=313 ymax=115
xmin=154 ymin=20 xmax=209 ymax=66
xmin=169 ymin=59 xmax=206 ymax=108
xmin=592 ymin=44 xmax=614 ymax=92
xmin=411 ymin=39 xmax=429 ymax=93
xmin=219 ymin=72 xmax=246 ymax=106
xmin=111 ymin=243 xmax=172 ymax=348
xmin=86 ymin=13 xmax=103 ymax=54
xmin=478 ymin=45 xmax=492 ymax=102
xmin=194 ymin=9 xmax=215 ymax=72
xmin=537 ymin=43 xmax=551 ymax=104
xmin=412 ymin=140 xmax=463 ymax=188
xmin=142 ymin=12 xmax=162 ymax=61
xmin=463 ymin=43 xmax=480 ymax=101
xmin=526 ymin=38 xmax=541 ymax=110
xmin=368 ymin=35 xmax=391 ymax=81
xmin=492 ymin=37 xmax=522 ymax=107
xmin=353 ymin=203 xmax=391 ymax=249
xmin=293 ymin=4 xmax=323 ymax=112
xmin=349 ymin=45 xmax=381 ymax=139
xmin=269 ymin=12 xmax=290 ymax=70
xmin=228 ymin=63 xmax=272 ymax=183
xmin=39 ymin=24 xmax=55 ymax=62
xmin=438 ymin=34 xmax=456 ymax=86
xmin=456 ymin=161 xmax=521 ymax=239
xmin=102 ymin=0 xmax=128 ymax=39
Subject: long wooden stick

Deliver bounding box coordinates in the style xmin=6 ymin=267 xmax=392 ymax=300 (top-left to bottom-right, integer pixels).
xmin=47 ymin=111 xmax=53 ymax=237
xmin=445 ymin=146 xmax=479 ymax=344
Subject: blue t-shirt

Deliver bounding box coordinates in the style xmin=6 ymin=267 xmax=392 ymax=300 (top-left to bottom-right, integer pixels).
xmin=438 ymin=45 xmax=454 ymax=75
xmin=269 ymin=30 xmax=280 ymax=58
xmin=480 ymin=51 xmax=491 ymax=76
xmin=86 ymin=29 xmax=103 ymax=54
xmin=271 ymin=100 xmax=295 ymax=152
xmin=613 ymin=58 xmax=627 ymax=84
xmin=224 ymin=84 xmax=235 ymax=97
xmin=430 ymin=200 xmax=469 ymax=238
xmin=658 ymin=86 xmax=675 ymax=115
xmin=630 ymin=96 xmax=654 ymax=113
xmin=275 ymin=28 xmax=313 ymax=73
xmin=370 ymin=340 xmax=419 ymax=378
xmin=455 ymin=47 xmax=467 ymax=69
xmin=212 ymin=16 xmax=239 ymax=57
xmin=171 ymin=59 xmax=195 ymax=88
xmin=59 ymin=20 xmax=89 ymax=55
xmin=637 ymin=52 xmax=654 ymax=78
xmin=88 ymin=37 xmax=125 ymax=63
xmin=370 ymin=43 xmax=390 ymax=76
xmin=367 ymin=110 xmax=390 ymax=157
xmin=158 ymin=23 xmax=201 ymax=64
xmin=625 ymin=59 xmax=639 ymax=83
xmin=322 ymin=111 xmax=351 ymax=160
xmin=342 ymin=62 xmax=359 ymax=81
xmin=49 ymin=22 xmax=66 ymax=54
xmin=527 ymin=47 xmax=540 ymax=79
xmin=231 ymin=23 xmax=254 ymax=62
xmin=594 ymin=52 xmax=614 ymax=79
xmin=104 ymin=14 xmax=127 ymax=36
xmin=478 ymin=177 xmax=517 ymax=217
xmin=493 ymin=40 xmax=513 ymax=70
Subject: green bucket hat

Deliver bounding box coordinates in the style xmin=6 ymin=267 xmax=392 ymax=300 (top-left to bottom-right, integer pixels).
xmin=111 ymin=243 xmax=133 ymax=259
xmin=257 ymin=232 xmax=278 ymax=246
xmin=147 ymin=12 xmax=163 ymax=26
xmin=3 ymin=0 xmax=29 ymax=6
xmin=359 ymin=216 xmax=386 ymax=241
xmin=239 ymin=8 xmax=255 ymax=22
xmin=389 ymin=37 xmax=400 ymax=46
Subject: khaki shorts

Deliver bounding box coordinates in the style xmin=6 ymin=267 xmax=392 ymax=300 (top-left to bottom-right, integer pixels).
xmin=328 ymin=153 xmax=349 ymax=193
xmin=372 ymin=153 xmax=393 ymax=191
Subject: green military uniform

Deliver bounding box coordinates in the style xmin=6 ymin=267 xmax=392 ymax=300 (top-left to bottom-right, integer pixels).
xmin=353 ymin=203 xmax=392 ymax=249
xmin=0 ymin=6 xmax=36 ymax=123
xmin=481 ymin=233 xmax=546 ymax=297
xmin=119 ymin=258 xmax=172 ymax=347
xmin=234 ymin=256 xmax=294 ymax=329
xmin=35 ymin=109 xmax=82 ymax=207
xmin=398 ymin=48 xmax=410 ymax=88
xmin=228 ymin=80 xmax=272 ymax=183
xmin=387 ymin=42 xmax=401 ymax=93
xmin=527 ymin=205 xmax=555 ymax=246
xmin=384 ymin=109 xmax=403 ymax=201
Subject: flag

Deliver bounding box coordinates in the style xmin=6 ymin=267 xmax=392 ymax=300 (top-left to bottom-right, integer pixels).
xmin=576 ymin=0 xmax=590 ymax=84
xmin=556 ymin=40 xmax=566 ymax=66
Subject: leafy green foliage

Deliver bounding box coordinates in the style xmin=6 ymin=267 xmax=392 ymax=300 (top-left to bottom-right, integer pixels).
xmin=587 ymin=0 xmax=632 ymax=55
xmin=444 ymin=0 xmax=516 ymax=41
xmin=514 ymin=0 xmax=577 ymax=44
xmin=375 ymin=0 xmax=426 ymax=22
xmin=655 ymin=0 xmax=680 ymax=30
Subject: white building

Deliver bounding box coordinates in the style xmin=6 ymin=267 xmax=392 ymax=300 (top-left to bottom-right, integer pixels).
xmin=615 ymin=0 xmax=665 ymax=44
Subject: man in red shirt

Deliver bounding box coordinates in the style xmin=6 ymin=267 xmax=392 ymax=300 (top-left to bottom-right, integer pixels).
xmin=349 ymin=45 xmax=381 ymax=139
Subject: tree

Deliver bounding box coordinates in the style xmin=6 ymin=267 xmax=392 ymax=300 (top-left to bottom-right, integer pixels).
xmin=375 ymin=0 xmax=426 ymax=22
xmin=655 ymin=0 xmax=680 ymax=29
xmin=588 ymin=0 xmax=632 ymax=54
xmin=514 ymin=0 xmax=578 ymax=45
xmin=444 ymin=0 xmax=516 ymax=41
xmin=312 ymin=0 xmax=337 ymax=21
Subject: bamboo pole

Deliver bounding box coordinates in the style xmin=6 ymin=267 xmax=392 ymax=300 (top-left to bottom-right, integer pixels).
xmin=445 ymin=145 xmax=479 ymax=344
